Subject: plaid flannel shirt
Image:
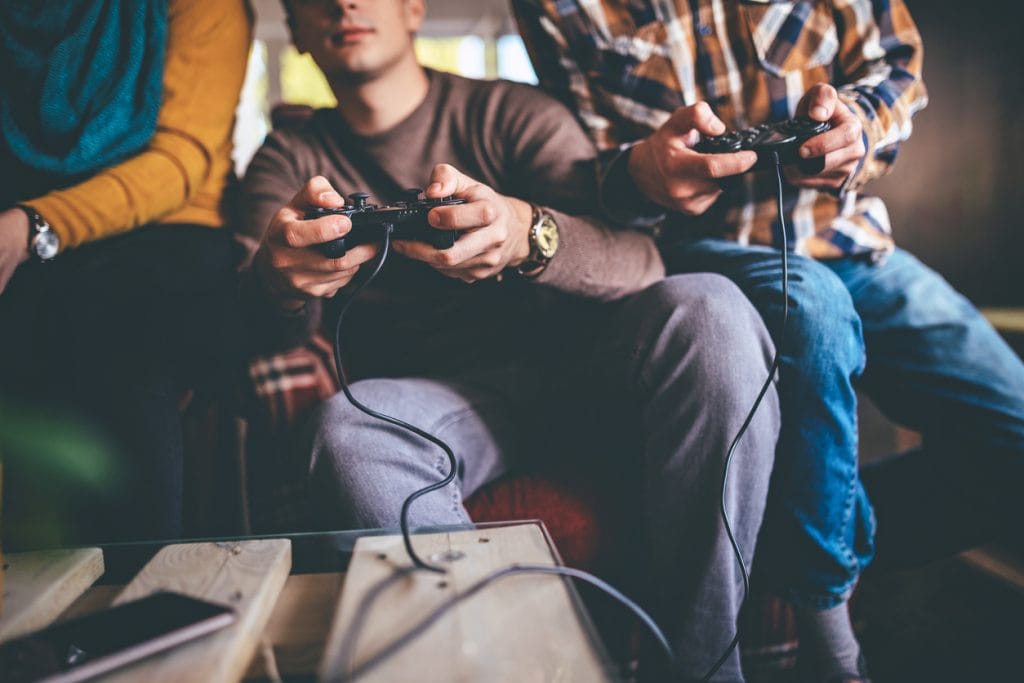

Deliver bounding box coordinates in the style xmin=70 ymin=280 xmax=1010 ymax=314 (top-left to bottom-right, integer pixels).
xmin=513 ymin=0 xmax=928 ymax=259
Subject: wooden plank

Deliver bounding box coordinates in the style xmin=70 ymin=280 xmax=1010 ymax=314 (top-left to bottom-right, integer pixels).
xmin=981 ymin=307 xmax=1024 ymax=335
xmin=0 ymin=547 xmax=104 ymax=643
xmin=104 ymin=539 xmax=291 ymax=683
xmin=63 ymin=575 xmax=345 ymax=681
xmin=319 ymin=524 xmax=615 ymax=683
xmin=57 ymin=584 xmax=122 ymax=623
xmin=961 ymin=544 xmax=1024 ymax=595
xmin=245 ymin=572 xmax=347 ymax=679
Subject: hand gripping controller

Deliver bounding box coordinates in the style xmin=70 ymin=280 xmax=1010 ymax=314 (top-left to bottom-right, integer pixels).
xmin=306 ymin=189 xmax=466 ymax=258
xmin=695 ymin=117 xmax=831 ymax=174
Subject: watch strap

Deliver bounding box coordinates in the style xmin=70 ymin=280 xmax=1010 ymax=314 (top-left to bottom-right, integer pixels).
xmin=16 ymin=205 xmax=59 ymax=262
xmin=513 ymin=204 xmax=551 ymax=278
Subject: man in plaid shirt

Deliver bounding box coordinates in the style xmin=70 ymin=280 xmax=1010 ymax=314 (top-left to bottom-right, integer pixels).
xmin=513 ymin=0 xmax=1024 ymax=680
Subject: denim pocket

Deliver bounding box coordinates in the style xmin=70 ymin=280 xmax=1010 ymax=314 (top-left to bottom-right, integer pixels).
xmin=740 ymin=0 xmax=839 ymax=77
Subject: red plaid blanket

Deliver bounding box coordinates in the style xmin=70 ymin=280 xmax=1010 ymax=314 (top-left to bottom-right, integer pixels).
xmin=248 ymin=333 xmax=339 ymax=434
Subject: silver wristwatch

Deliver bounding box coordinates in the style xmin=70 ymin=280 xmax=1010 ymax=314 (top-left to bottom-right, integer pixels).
xmin=18 ymin=206 xmax=60 ymax=261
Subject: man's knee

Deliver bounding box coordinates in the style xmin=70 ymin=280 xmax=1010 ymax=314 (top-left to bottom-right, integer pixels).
xmin=781 ymin=259 xmax=864 ymax=375
xmin=307 ymin=380 xmax=413 ymax=526
xmin=306 ymin=379 xmax=477 ymax=529
xmin=310 ymin=379 xmax=408 ymax=473
xmin=635 ymin=273 xmax=776 ymax=375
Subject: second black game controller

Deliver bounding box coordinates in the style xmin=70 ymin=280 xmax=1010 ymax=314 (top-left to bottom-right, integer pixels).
xmin=695 ymin=117 xmax=831 ymax=174
xmin=307 ymin=189 xmax=466 ymax=258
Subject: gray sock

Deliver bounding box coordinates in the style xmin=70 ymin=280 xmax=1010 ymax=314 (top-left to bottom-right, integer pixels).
xmin=794 ymin=601 xmax=863 ymax=680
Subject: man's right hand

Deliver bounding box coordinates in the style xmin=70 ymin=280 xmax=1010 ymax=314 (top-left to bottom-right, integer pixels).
xmin=253 ymin=176 xmax=380 ymax=311
xmin=626 ymin=102 xmax=757 ymax=216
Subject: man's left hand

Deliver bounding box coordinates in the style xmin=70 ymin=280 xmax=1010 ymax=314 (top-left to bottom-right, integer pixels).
xmin=787 ymin=84 xmax=866 ymax=191
xmin=394 ymin=164 xmax=533 ymax=283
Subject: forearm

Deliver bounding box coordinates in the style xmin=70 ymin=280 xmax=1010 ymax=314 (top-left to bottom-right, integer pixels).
xmin=24 ymin=133 xmax=215 ymax=248
xmin=22 ymin=0 xmax=251 ymax=250
xmin=597 ymin=145 xmax=668 ymax=228
xmin=533 ymin=208 xmax=664 ymax=301
xmin=511 ymin=0 xmax=621 ymax=151
xmin=834 ymin=0 xmax=927 ymax=191
xmin=238 ymin=267 xmax=323 ymax=355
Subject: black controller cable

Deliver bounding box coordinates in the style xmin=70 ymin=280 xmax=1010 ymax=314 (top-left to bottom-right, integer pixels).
xmin=326 ymin=222 xmax=675 ymax=680
xmin=700 ymin=152 xmax=790 ymax=681
xmin=329 ymin=223 xmax=451 ymax=574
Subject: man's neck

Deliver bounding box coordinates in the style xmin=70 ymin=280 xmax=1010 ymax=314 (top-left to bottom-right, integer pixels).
xmin=330 ymin=56 xmax=429 ymax=136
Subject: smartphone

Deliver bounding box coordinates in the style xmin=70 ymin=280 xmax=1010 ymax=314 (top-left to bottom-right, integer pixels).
xmin=0 ymin=590 xmax=236 ymax=682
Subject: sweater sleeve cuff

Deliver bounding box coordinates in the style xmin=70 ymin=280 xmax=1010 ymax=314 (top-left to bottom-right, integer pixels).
xmin=597 ymin=143 xmax=667 ymax=229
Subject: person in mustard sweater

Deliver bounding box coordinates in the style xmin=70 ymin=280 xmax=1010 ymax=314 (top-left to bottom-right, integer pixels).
xmin=0 ymin=0 xmax=252 ymax=544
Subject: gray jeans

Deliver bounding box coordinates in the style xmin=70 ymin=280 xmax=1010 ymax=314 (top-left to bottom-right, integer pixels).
xmin=307 ymin=274 xmax=780 ymax=682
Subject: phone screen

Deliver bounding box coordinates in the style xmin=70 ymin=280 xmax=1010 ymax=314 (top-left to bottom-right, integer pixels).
xmin=0 ymin=591 xmax=235 ymax=683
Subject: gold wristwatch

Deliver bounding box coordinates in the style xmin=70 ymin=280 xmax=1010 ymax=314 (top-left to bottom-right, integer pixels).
xmin=514 ymin=204 xmax=559 ymax=278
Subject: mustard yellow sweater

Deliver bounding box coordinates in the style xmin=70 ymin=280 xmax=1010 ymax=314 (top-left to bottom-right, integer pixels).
xmin=24 ymin=0 xmax=252 ymax=252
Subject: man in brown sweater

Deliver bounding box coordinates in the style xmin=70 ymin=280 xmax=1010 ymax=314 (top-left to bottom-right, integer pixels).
xmin=242 ymin=1 xmax=779 ymax=679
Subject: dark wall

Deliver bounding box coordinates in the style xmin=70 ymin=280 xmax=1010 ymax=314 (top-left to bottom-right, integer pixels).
xmin=872 ymin=0 xmax=1023 ymax=306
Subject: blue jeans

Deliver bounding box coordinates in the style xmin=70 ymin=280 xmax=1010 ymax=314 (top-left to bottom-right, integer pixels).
xmin=667 ymin=239 xmax=1024 ymax=608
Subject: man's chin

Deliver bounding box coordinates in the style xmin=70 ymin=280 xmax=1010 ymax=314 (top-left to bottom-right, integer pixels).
xmin=327 ymin=67 xmax=376 ymax=86
xmin=325 ymin=55 xmax=411 ymax=88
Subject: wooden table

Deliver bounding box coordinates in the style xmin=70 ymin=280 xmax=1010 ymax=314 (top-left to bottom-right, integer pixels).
xmin=0 ymin=521 xmax=617 ymax=682
xmin=980 ymin=307 xmax=1024 ymax=337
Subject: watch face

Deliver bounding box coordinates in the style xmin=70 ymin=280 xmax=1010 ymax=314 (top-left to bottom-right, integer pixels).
xmin=534 ymin=214 xmax=559 ymax=259
xmin=33 ymin=230 xmax=60 ymax=261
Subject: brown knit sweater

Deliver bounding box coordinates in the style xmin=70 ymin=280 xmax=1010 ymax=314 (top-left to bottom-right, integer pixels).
xmin=239 ymin=69 xmax=664 ymax=378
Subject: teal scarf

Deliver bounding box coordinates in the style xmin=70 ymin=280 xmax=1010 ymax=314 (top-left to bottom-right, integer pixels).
xmin=0 ymin=0 xmax=168 ymax=182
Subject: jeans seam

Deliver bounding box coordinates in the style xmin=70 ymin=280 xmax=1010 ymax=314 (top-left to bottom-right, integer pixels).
xmin=839 ymin=465 xmax=860 ymax=570
xmin=786 ymin=465 xmax=861 ymax=609
xmin=428 ymin=406 xmax=492 ymax=518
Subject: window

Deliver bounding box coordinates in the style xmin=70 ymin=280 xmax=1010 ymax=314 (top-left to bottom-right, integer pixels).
xmin=274 ymin=35 xmax=537 ymax=108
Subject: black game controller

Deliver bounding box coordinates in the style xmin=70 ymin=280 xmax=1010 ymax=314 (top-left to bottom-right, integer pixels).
xmin=695 ymin=117 xmax=831 ymax=174
xmin=306 ymin=189 xmax=466 ymax=258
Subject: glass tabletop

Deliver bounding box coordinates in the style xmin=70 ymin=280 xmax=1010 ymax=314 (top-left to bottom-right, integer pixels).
xmin=7 ymin=520 xmax=625 ymax=681
xmin=87 ymin=519 xmax=565 ymax=584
